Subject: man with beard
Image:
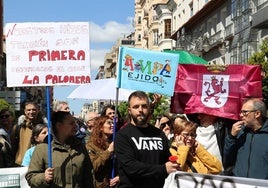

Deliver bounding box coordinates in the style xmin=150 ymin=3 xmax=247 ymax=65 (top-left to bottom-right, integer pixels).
xmin=115 ymin=91 xmax=179 ymax=188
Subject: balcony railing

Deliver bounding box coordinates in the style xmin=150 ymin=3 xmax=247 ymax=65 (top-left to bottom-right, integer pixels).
xmin=225 ymin=23 xmax=234 ymax=38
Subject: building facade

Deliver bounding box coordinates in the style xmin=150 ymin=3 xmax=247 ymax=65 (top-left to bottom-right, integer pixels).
xmin=133 ymin=0 xmax=268 ymax=65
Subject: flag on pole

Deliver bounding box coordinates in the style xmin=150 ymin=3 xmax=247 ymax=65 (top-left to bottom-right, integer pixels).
xmin=116 ymin=47 xmax=179 ymax=96
xmin=170 ymin=64 xmax=262 ymax=120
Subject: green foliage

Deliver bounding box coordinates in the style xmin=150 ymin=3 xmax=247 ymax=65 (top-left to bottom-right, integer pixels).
xmin=0 ymin=99 xmax=15 ymax=117
xmin=248 ymin=38 xmax=268 ymax=107
xmin=117 ymin=93 xmax=171 ymax=125
xmin=149 ymin=95 xmax=170 ymax=124
xmin=0 ymin=99 xmax=10 ymax=111
xmin=118 ymin=101 xmax=128 ymax=121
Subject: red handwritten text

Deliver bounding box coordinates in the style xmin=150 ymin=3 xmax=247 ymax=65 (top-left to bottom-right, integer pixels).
xmin=28 ymin=49 xmax=86 ymax=61
xmin=45 ymin=74 xmax=90 ymax=84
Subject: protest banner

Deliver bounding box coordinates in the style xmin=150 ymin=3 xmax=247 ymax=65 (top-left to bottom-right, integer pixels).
xmin=117 ymin=46 xmax=179 ymax=96
xmin=170 ymin=64 xmax=262 ymax=120
xmin=4 ymin=22 xmax=91 ymax=168
xmin=164 ymin=171 xmax=268 ymax=188
xmin=5 ymin=22 xmax=90 ymax=87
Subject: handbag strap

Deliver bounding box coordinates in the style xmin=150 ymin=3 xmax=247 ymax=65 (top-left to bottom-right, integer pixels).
xmin=186 ymin=160 xmax=198 ymax=173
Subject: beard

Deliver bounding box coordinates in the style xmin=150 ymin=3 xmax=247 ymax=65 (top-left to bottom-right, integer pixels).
xmin=131 ymin=113 xmax=149 ymax=127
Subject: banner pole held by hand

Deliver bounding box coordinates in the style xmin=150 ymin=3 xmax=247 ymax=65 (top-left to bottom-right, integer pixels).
xmin=46 ymin=86 xmax=52 ymax=168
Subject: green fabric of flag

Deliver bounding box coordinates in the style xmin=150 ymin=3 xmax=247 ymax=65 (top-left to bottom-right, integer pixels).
xmin=164 ymin=50 xmax=208 ymax=64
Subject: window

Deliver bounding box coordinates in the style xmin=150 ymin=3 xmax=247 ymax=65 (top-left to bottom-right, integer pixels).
xmin=241 ymin=0 xmax=249 ymax=12
xmin=138 ymin=16 xmax=141 ymax=24
xmin=164 ymin=19 xmax=171 ymax=39
xmin=241 ymin=43 xmax=248 ymax=63
xmin=230 ymin=48 xmax=238 ymax=64
xmin=138 ymin=34 xmax=141 ymax=42
xmin=231 ymin=0 xmax=237 ymax=19
xmin=153 ymin=30 xmax=158 ymax=45
xmin=189 ymin=2 xmax=193 ymax=17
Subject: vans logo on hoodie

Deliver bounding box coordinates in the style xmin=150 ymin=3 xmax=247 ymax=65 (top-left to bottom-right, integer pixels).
xmin=131 ymin=137 xmax=163 ymax=150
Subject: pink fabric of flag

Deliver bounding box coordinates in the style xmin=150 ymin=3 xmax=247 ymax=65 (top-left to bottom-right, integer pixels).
xmin=170 ymin=64 xmax=262 ymax=120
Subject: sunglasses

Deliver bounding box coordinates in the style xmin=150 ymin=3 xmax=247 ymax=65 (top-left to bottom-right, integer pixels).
xmin=0 ymin=114 xmax=10 ymax=119
xmin=160 ymin=121 xmax=171 ymax=129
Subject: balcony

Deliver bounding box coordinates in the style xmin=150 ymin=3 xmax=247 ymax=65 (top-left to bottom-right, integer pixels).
xmin=143 ymin=31 xmax=149 ymax=39
xmin=225 ymin=23 xmax=234 ymax=39
xmin=105 ymin=53 xmax=112 ymax=60
xmin=121 ymin=39 xmax=135 ymax=46
xmin=252 ymin=5 xmax=268 ymax=29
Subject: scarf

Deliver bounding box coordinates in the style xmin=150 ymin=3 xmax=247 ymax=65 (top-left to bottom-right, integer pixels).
xmin=196 ymin=125 xmax=222 ymax=163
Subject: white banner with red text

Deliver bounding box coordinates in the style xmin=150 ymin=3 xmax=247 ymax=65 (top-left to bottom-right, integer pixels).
xmin=5 ymin=22 xmax=90 ymax=87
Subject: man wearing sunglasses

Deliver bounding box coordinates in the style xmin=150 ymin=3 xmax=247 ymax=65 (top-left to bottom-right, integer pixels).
xmin=224 ymin=98 xmax=268 ymax=179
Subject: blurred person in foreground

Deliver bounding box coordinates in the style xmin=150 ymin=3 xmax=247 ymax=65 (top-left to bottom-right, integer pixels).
xmin=224 ymin=98 xmax=268 ymax=179
xmin=0 ymin=99 xmax=15 ymax=143
xmin=115 ymin=91 xmax=179 ymax=188
xmin=0 ymin=99 xmax=16 ymax=167
xmin=170 ymin=120 xmax=222 ymax=174
xmin=86 ymin=115 xmax=119 ymax=188
xmin=26 ymin=111 xmax=94 ymax=187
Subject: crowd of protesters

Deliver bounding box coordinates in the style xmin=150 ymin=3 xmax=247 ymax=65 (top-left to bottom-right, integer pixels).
xmin=0 ymin=91 xmax=268 ymax=187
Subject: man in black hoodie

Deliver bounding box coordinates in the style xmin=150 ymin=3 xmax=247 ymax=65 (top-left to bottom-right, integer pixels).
xmin=115 ymin=91 xmax=179 ymax=188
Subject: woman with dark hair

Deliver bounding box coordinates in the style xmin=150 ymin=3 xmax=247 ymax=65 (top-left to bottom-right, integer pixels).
xmin=101 ymin=104 xmax=124 ymax=131
xmin=86 ymin=115 xmax=119 ymax=188
xmin=26 ymin=111 xmax=94 ymax=188
xmin=22 ymin=123 xmax=47 ymax=166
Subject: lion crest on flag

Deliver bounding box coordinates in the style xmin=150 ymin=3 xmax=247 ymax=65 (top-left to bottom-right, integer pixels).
xmin=201 ymin=75 xmax=230 ymax=108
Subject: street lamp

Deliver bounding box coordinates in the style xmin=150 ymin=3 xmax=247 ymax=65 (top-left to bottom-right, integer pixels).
xmin=175 ymin=31 xmax=212 ymax=56
xmin=202 ymin=35 xmax=210 ymax=52
xmin=218 ymin=41 xmax=227 ymax=56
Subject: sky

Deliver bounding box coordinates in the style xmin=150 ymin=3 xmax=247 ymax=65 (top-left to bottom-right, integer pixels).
xmin=4 ymin=0 xmax=134 ymax=115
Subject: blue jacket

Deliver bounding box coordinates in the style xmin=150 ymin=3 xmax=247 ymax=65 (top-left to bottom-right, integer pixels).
xmin=224 ymin=119 xmax=268 ymax=179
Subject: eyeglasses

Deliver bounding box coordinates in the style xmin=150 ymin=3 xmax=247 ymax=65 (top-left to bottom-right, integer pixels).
xmin=240 ymin=110 xmax=256 ymax=117
xmin=0 ymin=114 xmax=10 ymax=119
xmin=107 ymin=112 xmax=115 ymax=115
xmin=181 ymin=132 xmax=197 ymax=139
xmin=160 ymin=121 xmax=170 ymax=129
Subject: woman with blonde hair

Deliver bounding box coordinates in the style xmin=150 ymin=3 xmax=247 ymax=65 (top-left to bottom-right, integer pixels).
xmin=170 ymin=120 xmax=222 ymax=174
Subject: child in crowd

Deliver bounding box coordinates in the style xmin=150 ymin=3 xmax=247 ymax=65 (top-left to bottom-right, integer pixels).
xmin=21 ymin=123 xmax=48 ymax=166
